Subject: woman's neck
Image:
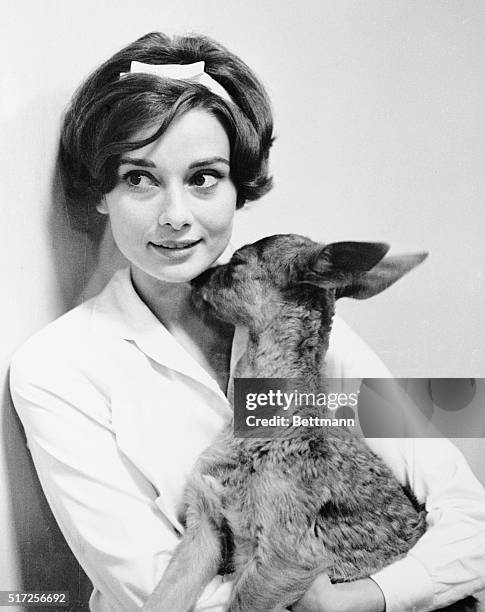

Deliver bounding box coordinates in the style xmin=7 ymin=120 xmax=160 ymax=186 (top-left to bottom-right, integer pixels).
xmin=130 ymin=266 xmax=195 ymax=331
xmin=130 ymin=265 xmax=234 ymax=393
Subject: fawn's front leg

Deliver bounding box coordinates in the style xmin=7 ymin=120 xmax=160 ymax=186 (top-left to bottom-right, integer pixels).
xmin=228 ymin=528 xmax=329 ymax=612
xmin=142 ymin=474 xmax=225 ymax=612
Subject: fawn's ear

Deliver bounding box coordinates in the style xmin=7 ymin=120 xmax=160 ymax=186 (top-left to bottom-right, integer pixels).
xmin=300 ymin=241 xmax=390 ymax=287
xmin=310 ymin=241 xmax=391 ymax=274
xmin=339 ymin=252 xmax=428 ymax=299
xmin=299 ymin=241 xmax=427 ymax=299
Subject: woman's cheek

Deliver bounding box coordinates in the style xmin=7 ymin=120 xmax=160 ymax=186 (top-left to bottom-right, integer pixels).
xmin=205 ymin=193 xmax=237 ymax=235
xmin=206 ymin=215 xmax=234 ymax=245
xmin=110 ymin=207 xmax=150 ymax=251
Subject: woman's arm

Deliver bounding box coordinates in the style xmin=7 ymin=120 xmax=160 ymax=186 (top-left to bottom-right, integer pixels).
xmin=292 ymin=574 xmax=385 ymax=612
xmin=321 ymin=316 xmax=485 ymax=612
xmin=368 ymin=436 xmax=485 ymax=612
xmin=9 ymin=342 xmax=233 ymax=612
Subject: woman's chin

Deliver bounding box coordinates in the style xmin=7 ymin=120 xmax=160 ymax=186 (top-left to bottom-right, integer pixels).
xmin=145 ymin=261 xmax=222 ymax=285
xmin=130 ymin=244 xmax=230 ymax=286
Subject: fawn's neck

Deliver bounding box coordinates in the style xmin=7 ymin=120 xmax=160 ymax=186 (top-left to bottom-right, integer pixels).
xmin=239 ymin=305 xmax=334 ymax=391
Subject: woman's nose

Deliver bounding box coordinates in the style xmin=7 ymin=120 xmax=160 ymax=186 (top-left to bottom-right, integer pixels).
xmin=158 ymin=185 xmax=193 ymax=230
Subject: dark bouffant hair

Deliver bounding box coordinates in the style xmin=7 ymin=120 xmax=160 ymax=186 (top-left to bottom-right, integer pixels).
xmin=59 ymin=31 xmax=274 ymax=235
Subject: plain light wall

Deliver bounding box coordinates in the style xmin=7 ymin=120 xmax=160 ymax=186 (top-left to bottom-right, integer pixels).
xmin=1 ymin=0 xmax=484 ymax=607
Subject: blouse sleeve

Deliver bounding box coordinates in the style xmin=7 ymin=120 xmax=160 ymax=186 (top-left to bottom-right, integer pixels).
xmin=326 ymin=316 xmax=485 ymax=611
xmin=368 ymin=437 xmax=485 ymax=612
xmin=9 ymin=341 xmax=233 ymax=612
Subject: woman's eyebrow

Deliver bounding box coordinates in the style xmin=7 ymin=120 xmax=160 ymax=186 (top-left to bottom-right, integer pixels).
xmin=119 ymin=157 xmax=156 ymax=168
xmin=118 ymin=156 xmax=230 ymax=169
xmin=189 ymin=157 xmax=230 ymax=169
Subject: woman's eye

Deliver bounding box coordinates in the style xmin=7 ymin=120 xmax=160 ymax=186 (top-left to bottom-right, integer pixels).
xmin=190 ymin=172 xmax=220 ymax=190
xmin=121 ymin=171 xmax=157 ymax=192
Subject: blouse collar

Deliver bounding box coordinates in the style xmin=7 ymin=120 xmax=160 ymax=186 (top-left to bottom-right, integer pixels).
xmin=91 ymin=267 xmax=248 ymax=403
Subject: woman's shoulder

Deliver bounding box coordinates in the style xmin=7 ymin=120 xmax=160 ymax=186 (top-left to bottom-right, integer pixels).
xmin=16 ymin=307 xmax=89 ymax=359
xmin=9 ymin=294 xmax=119 ymax=435
xmin=326 ymin=315 xmax=393 ymax=379
xmin=9 ymin=305 xmax=105 ymax=411
xmin=9 ymin=280 xmax=129 ymax=427
xmin=11 ymin=268 xmax=131 ymax=374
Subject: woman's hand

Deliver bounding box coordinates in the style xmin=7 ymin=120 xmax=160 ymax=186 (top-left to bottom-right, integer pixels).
xmin=291 ymin=574 xmax=337 ymax=612
xmin=291 ymin=574 xmax=386 ymax=612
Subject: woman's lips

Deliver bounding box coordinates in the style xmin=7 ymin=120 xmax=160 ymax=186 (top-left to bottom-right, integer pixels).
xmin=150 ymin=239 xmax=202 ymax=250
xmin=148 ymin=239 xmax=202 ymax=260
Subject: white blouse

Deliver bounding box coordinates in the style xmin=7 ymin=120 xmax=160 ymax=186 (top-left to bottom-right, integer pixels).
xmin=9 ymin=267 xmax=485 ymax=612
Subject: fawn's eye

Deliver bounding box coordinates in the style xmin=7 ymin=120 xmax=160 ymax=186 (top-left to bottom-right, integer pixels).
xmin=230 ymin=253 xmax=246 ymax=266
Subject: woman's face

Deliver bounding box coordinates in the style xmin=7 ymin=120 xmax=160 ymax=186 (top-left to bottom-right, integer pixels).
xmin=99 ymin=108 xmax=237 ymax=289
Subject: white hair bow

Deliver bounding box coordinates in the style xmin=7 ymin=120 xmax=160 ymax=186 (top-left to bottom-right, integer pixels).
xmin=122 ymin=61 xmax=233 ymax=104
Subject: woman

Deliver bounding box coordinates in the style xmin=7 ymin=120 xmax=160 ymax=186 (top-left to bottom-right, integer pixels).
xmin=9 ymin=31 xmax=485 ymax=612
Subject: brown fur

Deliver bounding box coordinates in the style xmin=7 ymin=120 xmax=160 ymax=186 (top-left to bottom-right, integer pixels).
xmin=143 ymin=235 xmax=478 ymax=612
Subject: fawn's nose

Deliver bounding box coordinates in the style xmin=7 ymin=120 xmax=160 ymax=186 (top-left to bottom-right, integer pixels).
xmin=157 ymin=185 xmax=194 ymax=230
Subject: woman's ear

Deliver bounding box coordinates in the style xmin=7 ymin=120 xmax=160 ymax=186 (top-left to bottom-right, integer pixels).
xmin=96 ymin=197 xmax=109 ymax=215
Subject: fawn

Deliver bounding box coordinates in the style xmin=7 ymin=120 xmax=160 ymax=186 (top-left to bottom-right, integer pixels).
xmin=143 ymin=235 xmax=477 ymax=612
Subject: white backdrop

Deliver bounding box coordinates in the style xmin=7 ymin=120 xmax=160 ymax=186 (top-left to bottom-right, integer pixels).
xmin=1 ymin=0 xmax=484 ymax=606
